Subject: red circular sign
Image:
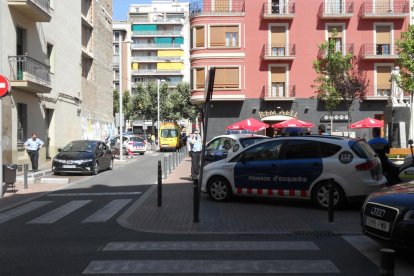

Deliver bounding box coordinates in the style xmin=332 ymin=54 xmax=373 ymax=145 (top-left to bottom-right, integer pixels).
xmin=0 ymin=74 xmax=11 ymax=97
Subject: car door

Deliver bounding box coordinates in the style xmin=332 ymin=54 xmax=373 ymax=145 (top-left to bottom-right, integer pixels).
xmin=96 ymin=142 xmax=107 ymax=168
xmin=205 ymin=137 xmax=236 ymax=163
xmin=233 ymin=140 xmax=283 ymax=192
xmin=101 ymin=143 xmax=112 ymax=168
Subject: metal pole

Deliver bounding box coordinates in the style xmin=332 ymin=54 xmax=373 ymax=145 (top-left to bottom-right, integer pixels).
xmin=163 ymin=156 xmax=167 ymax=179
xmin=172 ymin=152 xmax=176 ymax=170
xmin=157 ymin=160 xmax=162 ymax=207
xmin=119 ymin=35 xmax=123 ymax=161
xmin=157 ymin=79 xmax=160 ymax=137
xmin=328 ymin=178 xmax=334 ymax=222
xmin=193 ymin=178 xmax=199 ymax=223
xmin=379 ymin=248 xmax=395 ymax=276
xmin=23 ymin=164 xmax=29 ymax=189
xmin=0 ymin=98 xmax=3 ymax=198
xmin=168 ymin=154 xmax=171 ymax=174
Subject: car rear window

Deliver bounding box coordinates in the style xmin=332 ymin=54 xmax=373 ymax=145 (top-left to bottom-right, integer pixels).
xmin=130 ymin=136 xmax=144 ymax=142
xmin=319 ymin=142 xmax=342 ymax=157
xmin=240 ymin=137 xmax=268 ymax=148
xmin=350 ymin=140 xmax=376 ymax=159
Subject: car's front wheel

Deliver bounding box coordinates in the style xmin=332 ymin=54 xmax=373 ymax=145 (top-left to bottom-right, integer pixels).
xmin=207 ymin=177 xmax=232 ymax=202
xmin=92 ymin=161 xmax=100 ymax=175
xmin=311 ymin=180 xmax=346 ymax=209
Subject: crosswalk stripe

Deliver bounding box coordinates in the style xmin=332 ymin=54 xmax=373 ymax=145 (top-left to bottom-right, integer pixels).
xmin=83 ymin=260 xmax=339 ymax=274
xmin=47 ymin=192 xmax=142 ymax=197
xmin=27 ymin=200 xmax=91 ymax=224
xmin=0 ymin=201 xmax=52 ymax=223
xmin=103 ymin=241 xmax=319 ymax=251
xmin=82 ymin=199 xmax=132 ymax=223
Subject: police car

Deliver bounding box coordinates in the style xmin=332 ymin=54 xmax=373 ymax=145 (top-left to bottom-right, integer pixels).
xmin=201 ymin=135 xmax=387 ymax=208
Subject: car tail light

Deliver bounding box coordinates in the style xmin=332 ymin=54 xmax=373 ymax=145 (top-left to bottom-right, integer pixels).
xmin=355 ymin=160 xmax=382 ymax=181
xmin=355 ymin=161 xmax=373 ymax=171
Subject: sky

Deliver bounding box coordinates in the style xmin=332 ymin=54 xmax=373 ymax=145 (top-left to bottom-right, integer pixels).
xmin=112 ymin=0 xmax=188 ymax=21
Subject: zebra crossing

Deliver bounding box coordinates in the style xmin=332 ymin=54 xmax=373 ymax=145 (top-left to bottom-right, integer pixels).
xmin=82 ymin=241 xmax=340 ymax=274
xmin=0 ymin=198 xmax=133 ymax=225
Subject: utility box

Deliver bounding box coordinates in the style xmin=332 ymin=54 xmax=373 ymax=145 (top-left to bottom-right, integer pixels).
xmin=2 ymin=164 xmax=18 ymax=184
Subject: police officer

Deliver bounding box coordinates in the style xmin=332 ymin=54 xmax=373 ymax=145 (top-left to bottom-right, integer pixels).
xmin=24 ymin=133 xmax=44 ymax=172
xmin=187 ymin=129 xmax=202 ymax=179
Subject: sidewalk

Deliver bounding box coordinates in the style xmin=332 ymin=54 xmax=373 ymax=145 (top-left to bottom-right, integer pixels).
xmin=118 ymin=157 xmax=362 ymax=235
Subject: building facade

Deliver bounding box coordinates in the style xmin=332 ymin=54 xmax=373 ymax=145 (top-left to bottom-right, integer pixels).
xmin=0 ymin=0 xmax=113 ymax=167
xmin=113 ymin=21 xmax=130 ymax=93
xmin=189 ymin=0 xmax=410 ymax=140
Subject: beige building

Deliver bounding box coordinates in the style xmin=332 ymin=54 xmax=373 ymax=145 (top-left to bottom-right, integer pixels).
xmin=0 ymin=0 xmax=113 ymax=168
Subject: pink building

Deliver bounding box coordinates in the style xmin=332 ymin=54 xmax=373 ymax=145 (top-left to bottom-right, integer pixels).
xmin=189 ymin=0 xmax=410 ymax=138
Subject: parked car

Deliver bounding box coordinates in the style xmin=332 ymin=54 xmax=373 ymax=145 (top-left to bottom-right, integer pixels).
xmin=109 ymin=134 xmax=147 ymax=156
xmin=202 ymin=135 xmax=387 ymax=208
xmin=361 ymin=183 xmax=414 ymax=249
xmin=204 ymin=134 xmax=269 ymax=164
xmin=52 ymin=140 xmax=113 ymax=175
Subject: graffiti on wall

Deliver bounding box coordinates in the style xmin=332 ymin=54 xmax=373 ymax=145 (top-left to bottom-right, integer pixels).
xmin=81 ymin=116 xmax=116 ymax=141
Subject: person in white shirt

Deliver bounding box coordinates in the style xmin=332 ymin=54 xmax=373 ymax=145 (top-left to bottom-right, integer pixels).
xmin=187 ymin=129 xmax=202 ymax=179
xmin=24 ymin=133 xmax=44 ymax=172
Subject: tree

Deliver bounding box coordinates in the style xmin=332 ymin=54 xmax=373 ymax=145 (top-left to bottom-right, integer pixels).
xmin=113 ymin=89 xmax=133 ymax=120
xmin=396 ymin=25 xmax=414 ymax=94
xmin=313 ymin=29 xmax=368 ymax=131
xmin=113 ymin=89 xmax=119 ymax=116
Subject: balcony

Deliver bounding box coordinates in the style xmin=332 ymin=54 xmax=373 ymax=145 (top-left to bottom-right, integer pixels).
xmin=131 ymin=56 xmax=183 ymax=62
xmin=262 ymin=1 xmax=295 ymax=19
xmin=317 ymin=43 xmax=354 ymax=58
xmin=319 ymin=0 xmax=354 ymax=19
xmin=131 ymin=30 xmax=182 ymax=37
xmin=8 ymin=55 xmax=51 ymax=93
xmin=262 ymin=44 xmax=296 ymax=60
xmin=360 ymin=43 xmax=398 ymax=60
xmin=261 ymin=84 xmax=296 ymax=101
xmin=190 ymin=0 xmax=245 ymax=17
xmin=365 ymin=85 xmax=410 ymax=100
xmin=360 ymin=0 xmax=409 ymax=19
xmin=8 ymin=0 xmax=51 ymax=22
xmin=130 ymin=15 xmax=185 ymax=24
xmin=113 ymin=55 xmax=119 ymax=68
xmin=131 ymin=43 xmax=183 ymax=50
xmin=131 ymin=69 xmax=184 ymax=76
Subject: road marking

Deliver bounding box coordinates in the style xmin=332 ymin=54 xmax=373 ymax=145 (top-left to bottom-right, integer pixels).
xmin=0 ymin=201 xmax=52 ymax=223
xmin=103 ymin=241 xmax=319 ymax=251
xmin=83 ymin=260 xmax=339 ymax=274
xmin=82 ymin=199 xmax=132 ymax=223
xmin=27 ymin=200 xmax=91 ymax=224
xmin=47 ymin=192 xmax=142 ymax=197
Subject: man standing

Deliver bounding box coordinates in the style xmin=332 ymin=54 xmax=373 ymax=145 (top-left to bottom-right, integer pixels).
xmin=24 ymin=133 xmax=44 ymax=172
xmin=187 ymin=129 xmax=202 ymax=179
xmin=368 ymin=127 xmax=390 ymax=175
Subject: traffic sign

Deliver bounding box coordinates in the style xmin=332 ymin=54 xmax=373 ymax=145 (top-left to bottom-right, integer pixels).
xmin=0 ymin=74 xmax=11 ymax=97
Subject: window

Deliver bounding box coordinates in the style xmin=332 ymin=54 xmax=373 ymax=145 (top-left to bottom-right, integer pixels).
xmin=270 ymin=25 xmax=286 ymax=55
xmin=282 ymin=140 xmax=320 ymax=159
xmin=82 ymin=57 xmax=93 ymax=80
xmin=272 ymin=0 xmax=287 ymax=14
xmin=376 ymin=65 xmax=392 ymax=96
xmin=214 ymin=0 xmax=230 ymax=12
xmin=194 ymin=26 xmax=205 ymax=48
xmin=114 ymin=31 xmax=120 ymax=41
xmin=210 ymin=26 xmax=239 ymax=47
xmin=47 ymin=43 xmax=54 ymax=73
xmin=320 ymin=142 xmax=342 ymax=157
xmin=17 ymin=103 xmax=27 ymax=143
xmin=214 ymin=67 xmax=239 ymax=89
xmin=271 ymin=82 xmax=285 ymax=97
xmin=270 ymin=67 xmax=286 ymax=97
xmin=327 ymin=26 xmax=343 ymax=53
xmin=16 ymin=27 xmax=26 ymax=55
xmin=114 ymin=44 xmax=119 ymax=55
xmin=376 ymin=25 xmax=391 ymax=55
xmin=194 ymin=68 xmax=205 ymax=90
xmin=236 ymin=140 xmax=282 ymax=162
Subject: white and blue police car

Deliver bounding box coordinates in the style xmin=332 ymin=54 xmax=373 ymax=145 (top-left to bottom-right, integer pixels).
xmin=201 ymin=135 xmax=387 ymax=208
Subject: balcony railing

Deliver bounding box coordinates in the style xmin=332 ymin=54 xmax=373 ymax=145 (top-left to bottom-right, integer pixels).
xmin=131 ymin=43 xmax=182 ymax=49
xmin=365 ymin=85 xmax=410 ymax=98
xmin=129 ymin=15 xmax=184 ymax=24
xmin=132 ymin=69 xmax=183 ymax=75
xmin=8 ymin=0 xmax=51 ymax=22
xmin=131 ymin=56 xmax=182 ymax=62
xmin=319 ymin=0 xmax=354 ymax=18
xmin=132 ymin=30 xmax=182 ymax=37
xmin=262 ymin=44 xmax=296 ymax=60
xmin=8 ymin=55 xmax=51 ymax=92
xmin=360 ymin=43 xmax=398 ymax=59
xmin=317 ymin=43 xmax=354 ymax=58
xmin=261 ymin=84 xmax=296 ymax=100
xmin=190 ymin=0 xmax=245 ymax=17
xmin=262 ymin=1 xmax=295 ymax=19
xmin=360 ymin=0 xmax=409 ymax=18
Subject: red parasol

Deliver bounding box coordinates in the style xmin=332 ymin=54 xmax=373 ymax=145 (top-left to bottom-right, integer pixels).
xmin=272 ymin=118 xmax=314 ymax=128
xmin=226 ymin=117 xmax=270 ymax=132
xmin=348 ymin=117 xmax=384 ymax=129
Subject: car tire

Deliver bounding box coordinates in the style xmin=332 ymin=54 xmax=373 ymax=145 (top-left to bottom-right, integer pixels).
xmin=53 ymin=171 xmax=60 ymax=176
xmin=108 ymin=158 xmax=114 ymax=170
xmin=93 ymin=161 xmax=100 ymax=175
xmin=311 ymin=180 xmax=346 ymax=209
xmin=207 ymin=176 xmax=232 ymax=202
xmin=140 ymin=152 xmax=144 ymax=155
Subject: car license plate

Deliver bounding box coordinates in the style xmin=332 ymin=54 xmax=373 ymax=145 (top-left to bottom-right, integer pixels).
xmin=365 ymin=216 xmax=390 ymax=232
xmin=63 ymin=165 xmax=76 ymax=169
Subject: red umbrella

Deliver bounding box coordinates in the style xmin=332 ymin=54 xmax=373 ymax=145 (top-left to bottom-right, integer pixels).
xmin=348 ymin=117 xmax=384 ymax=129
xmin=272 ymin=118 xmax=314 ymax=128
xmin=226 ymin=118 xmax=269 ymax=132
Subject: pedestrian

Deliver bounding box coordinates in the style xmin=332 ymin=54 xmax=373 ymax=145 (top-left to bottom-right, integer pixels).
xmin=187 ymin=129 xmax=202 ymax=179
xmin=318 ymin=124 xmax=326 ymax=135
xmin=368 ymin=127 xmax=390 ymax=172
xmin=24 ymin=133 xmax=44 ymax=172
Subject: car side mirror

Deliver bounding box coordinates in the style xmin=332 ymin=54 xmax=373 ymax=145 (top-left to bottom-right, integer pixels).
xmin=58 ymin=148 xmax=62 ymax=152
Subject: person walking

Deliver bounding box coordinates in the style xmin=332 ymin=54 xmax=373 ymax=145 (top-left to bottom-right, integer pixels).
xmin=24 ymin=133 xmax=44 ymax=172
xmin=187 ymin=129 xmax=202 ymax=179
xmin=368 ymin=127 xmax=392 ymax=180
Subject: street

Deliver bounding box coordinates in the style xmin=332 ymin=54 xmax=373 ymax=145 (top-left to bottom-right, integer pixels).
xmin=0 ymin=153 xmax=412 ymax=275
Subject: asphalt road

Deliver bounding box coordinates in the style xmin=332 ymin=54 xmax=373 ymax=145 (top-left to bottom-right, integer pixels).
xmin=0 ymin=152 xmax=412 ymax=275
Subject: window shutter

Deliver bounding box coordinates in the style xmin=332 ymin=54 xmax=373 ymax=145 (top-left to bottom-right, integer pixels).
xmin=210 ymin=26 xmax=225 ymax=47
xmin=271 ymin=67 xmax=286 ymax=82
xmin=271 ymin=26 xmax=286 ymax=45
xmin=195 ymin=26 xmax=205 ymax=47
xmin=377 ymin=66 xmax=391 ymax=88
xmin=376 ymin=26 xmax=391 ymax=44
xmin=196 ymin=68 xmax=205 ymax=89
xmin=328 ymin=26 xmax=342 ymax=38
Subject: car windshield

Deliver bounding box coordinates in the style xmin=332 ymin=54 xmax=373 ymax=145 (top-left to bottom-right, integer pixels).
xmin=62 ymin=141 xmax=97 ymax=152
xmin=129 ymin=136 xmax=144 ymax=142
xmin=240 ymin=137 xmax=268 ymax=148
xmin=161 ymin=129 xmax=178 ymax=138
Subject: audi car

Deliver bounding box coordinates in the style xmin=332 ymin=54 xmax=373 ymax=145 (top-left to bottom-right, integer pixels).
xmin=52 ymin=140 xmax=113 ymax=175
xmin=361 ymin=183 xmax=414 ymax=248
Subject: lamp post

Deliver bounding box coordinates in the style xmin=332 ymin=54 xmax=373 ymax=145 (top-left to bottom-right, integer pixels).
xmin=157 ymin=79 xmax=165 ymax=145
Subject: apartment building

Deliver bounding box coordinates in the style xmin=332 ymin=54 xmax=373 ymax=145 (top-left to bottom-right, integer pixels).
xmin=0 ymin=0 xmax=113 ymax=167
xmin=127 ymin=0 xmax=190 ymax=91
xmin=189 ymin=0 xmax=410 ymax=139
xmin=113 ymin=21 xmax=130 ymax=93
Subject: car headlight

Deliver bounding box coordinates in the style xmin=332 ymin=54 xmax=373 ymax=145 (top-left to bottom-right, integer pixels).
xmin=403 ymin=210 xmax=414 ymax=221
xmin=73 ymin=159 xmax=93 ymax=164
xmin=54 ymin=158 xmax=64 ymax=163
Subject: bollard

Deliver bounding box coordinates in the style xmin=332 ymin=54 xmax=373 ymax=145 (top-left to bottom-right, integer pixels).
xmin=163 ymin=156 xmax=167 ymax=179
xmin=23 ymin=163 xmax=29 ymax=189
xmin=379 ymin=248 xmax=395 ymax=276
xmin=328 ymin=178 xmax=334 ymax=222
xmin=168 ymin=154 xmax=172 ymax=174
xmin=193 ymin=178 xmax=199 ymax=223
xmin=172 ymin=153 xmax=176 ymax=170
xmin=157 ymin=160 xmax=162 ymax=207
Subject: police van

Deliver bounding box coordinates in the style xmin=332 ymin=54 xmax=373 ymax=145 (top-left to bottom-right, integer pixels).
xmin=201 ymin=135 xmax=387 ymax=208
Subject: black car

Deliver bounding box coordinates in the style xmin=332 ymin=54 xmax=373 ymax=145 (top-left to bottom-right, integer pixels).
xmin=52 ymin=140 xmax=113 ymax=175
xmin=361 ymin=183 xmax=414 ymax=249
